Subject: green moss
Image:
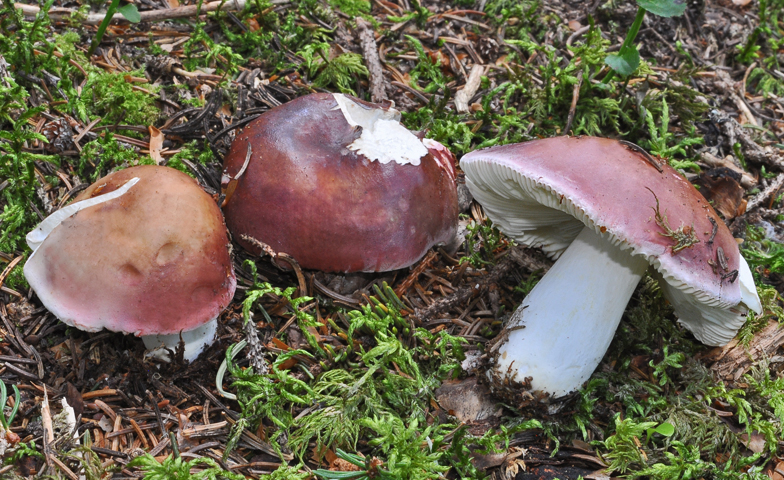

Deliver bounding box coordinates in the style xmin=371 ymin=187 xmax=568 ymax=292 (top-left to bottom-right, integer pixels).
xmin=327 ymin=0 xmax=370 ymax=17
xmin=76 ymin=70 xmax=160 ymax=127
xmin=298 ymin=42 xmax=368 ymax=95
xmin=224 ymin=278 xmax=471 ymax=475
xmin=79 ymin=132 xmax=141 ymax=181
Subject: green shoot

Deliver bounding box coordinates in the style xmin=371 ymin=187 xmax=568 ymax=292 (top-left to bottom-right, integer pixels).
xmin=600 ymin=415 xmax=658 ymax=473
xmin=643 ymin=98 xmax=703 ymax=170
xmin=128 ymin=452 xmax=246 ymax=480
xmin=387 ymin=0 xmax=430 ymax=28
xmin=603 ymin=0 xmax=686 ymax=83
xmin=459 ymin=217 xmax=505 ymax=267
xmin=649 ymin=346 xmax=685 ymax=387
xmin=298 ymin=42 xmax=368 ymax=94
xmin=645 ymin=421 xmax=675 ymax=444
xmin=736 ymin=27 xmax=762 ymax=64
xmin=87 ymin=0 xmax=140 ymax=56
xmin=313 ymin=449 xmax=390 ymax=480
xmin=0 ymin=378 xmax=20 ymax=430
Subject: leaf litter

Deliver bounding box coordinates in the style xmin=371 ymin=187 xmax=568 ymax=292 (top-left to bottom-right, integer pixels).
xmin=0 ymin=0 xmax=783 ymax=478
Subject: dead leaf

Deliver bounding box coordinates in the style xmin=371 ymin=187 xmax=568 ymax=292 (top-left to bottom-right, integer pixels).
xmin=98 ymin=415 xmax=114 ymax=432
xmin=585 ymin=470 xmax=613 ymax=480
xmin=472 ymin=452 xmax=508 ymax=471
xmin=435 ymin=377 xmax=500 ymax=423
xmin=769 ymin=460 xmax=784 ymax=480
xmin=572 ymin=453 xmax=608 ymax=468
xmin=740 ymin=431 xmax=766 ymax=453
xmin=275 ymin=357 xmax=298 ymax=371
xmin=148 ymin=125 xmax=164 ymax=165
xmin=693 ymin=168 xmax=746 ymax=219
xmin=572 ymin=438 xmax=594 ymax=452
xmin=65 ymin=383 xmax=84 ymax=420
xmin=271 ymin=337 xmax=291 ymax=351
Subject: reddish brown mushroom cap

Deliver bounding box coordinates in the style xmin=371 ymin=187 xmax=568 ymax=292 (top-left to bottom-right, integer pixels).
xmin=222 ymin=92 xmax=458 ymax=273
xmin=24 ymin=165 xmax=236 ymax=338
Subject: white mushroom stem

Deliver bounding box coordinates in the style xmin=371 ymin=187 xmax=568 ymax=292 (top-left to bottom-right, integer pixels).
xmin=491 ymin=226 xmax=649 ymax=398
xmin=142 ymin=317 xmax=218 ymax=363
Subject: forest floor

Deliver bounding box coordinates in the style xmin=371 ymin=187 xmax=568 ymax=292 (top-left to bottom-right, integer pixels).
xmin=1 ymin=0 xmax=784 ymax=478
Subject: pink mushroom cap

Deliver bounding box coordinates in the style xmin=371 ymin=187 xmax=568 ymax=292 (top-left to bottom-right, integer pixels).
xmin=221 ymin=92 xmax=459 ymax=273
xmin=24 ymin=166 xmax=236 ymax=348
xmin=461 ymin=136 xmax=761 ymax=397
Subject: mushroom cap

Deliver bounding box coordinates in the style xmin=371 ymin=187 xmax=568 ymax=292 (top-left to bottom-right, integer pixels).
xmin=24 ymin=165 xmax=236 ymax=336
xmin=461 ymin=136 xmax=760 ymax=345
xmin=222 ymin=92 xmax=458 ymax=273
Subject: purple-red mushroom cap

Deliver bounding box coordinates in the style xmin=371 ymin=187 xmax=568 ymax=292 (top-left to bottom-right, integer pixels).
xmin=461 ymin=136 xmax=761 ymax=398
xmin=221 ymin=92 xmax=459 ymax=273
xmin=24 ymin=166 xmax=237 ymax=362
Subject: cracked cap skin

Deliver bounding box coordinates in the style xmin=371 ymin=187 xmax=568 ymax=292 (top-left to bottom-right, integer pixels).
xmin=221 ymin=92 xmax=459 ymax=273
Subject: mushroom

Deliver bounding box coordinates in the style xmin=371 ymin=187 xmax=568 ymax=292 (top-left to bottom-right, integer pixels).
xmin=24 ymin=165 xmax=236 ymax=362
xmin=221 ymin=92 xmax=458 ymax=272
xmin=460 ymin=137 xmax=762 ymax=398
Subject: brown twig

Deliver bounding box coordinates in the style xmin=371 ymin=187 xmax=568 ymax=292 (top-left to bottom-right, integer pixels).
xmin=706 ymin=320 xmax=784 ymax=382
xmin=41 ymin=388 xmax=55 ymax=470
xmin=413 ymin=246 xmax=549 ymax=323
xmin=454 ymin=64 xmax=486 ymax=114
xmin=710 ymin=108 xmax=784 ymax=172
xmin=395 ymin=250 xmax=438 ymax=297
xmin=563 ymin=72 xmax=584 ymax=136
xmin=699 ymin=151 xmax=757 ymax=189
xmin=391 ymin=81 xmax=430 ymax=104
xmin=355 ymin=17 xmax=388 ymax=103
xmin=15 ymin=0 xmax=249 ymax=25
xmin=0 ymin=256 xmax=22 ymax=293
xmin=746 ymin=173 xmax=784 ymax=211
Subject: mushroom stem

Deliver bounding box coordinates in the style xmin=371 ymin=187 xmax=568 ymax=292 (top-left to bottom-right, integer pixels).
xmin=141 ymin=317 xmax=218 ymax=363
xmin=491 ymin=226 xmax=649 ymax=398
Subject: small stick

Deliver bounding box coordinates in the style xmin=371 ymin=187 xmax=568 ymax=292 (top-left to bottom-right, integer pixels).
xmin=0 ymin=256 xmax=23 ymax=292
xmin=454 ymin=64 xmax=486 ymax=113
xmin=391 ymin=81 xmax=430 ymax=104
xmin=620 ymin=140 xmax=663 ymax=172
xmin=746 ymin=172 xmax=784 ymax=211
xmin=356 ymin=17 xmax=388 ymax=103
xmin=15 ymin=0 xmax=249 ymax=25
xmin=721 ymin=269 xmax=739 ymax=284
xmin=41 ymin=388 xmax=55 ymax=469
xmin=707 ymin=217 xmax=718 ymax=245
xmin=563 ymin=72 xmax=584 ymax=135
xmin=708 ymin=101 xmax=784 ymax=172
xmin=717 ymin=246 xmax=729 ymax=271
xmin=146 ymin=390 xmax=166 ymax=438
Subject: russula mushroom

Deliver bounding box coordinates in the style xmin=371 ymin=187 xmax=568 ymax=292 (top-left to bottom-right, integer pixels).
xmin=460 ymin=137 xmax=762 ymax=398
xmin=24 ymin=165 xmax=236 ymax=362
xmin=221 ymin=92 xmax=458 ymax=272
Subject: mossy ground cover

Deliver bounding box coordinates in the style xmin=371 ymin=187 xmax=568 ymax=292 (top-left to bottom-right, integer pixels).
xmin=0 ymin=0 xmax=783 ymax=478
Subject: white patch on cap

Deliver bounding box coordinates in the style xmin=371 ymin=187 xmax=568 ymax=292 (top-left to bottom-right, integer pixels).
xmin=332 ymin=93 xmax=428 ymax=166
xmin=26 ymin=177 xmax=140 ymax=252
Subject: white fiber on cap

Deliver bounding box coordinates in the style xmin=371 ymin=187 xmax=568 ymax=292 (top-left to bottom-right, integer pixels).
xmin=332 ymin=93 xmax=429 ymax=166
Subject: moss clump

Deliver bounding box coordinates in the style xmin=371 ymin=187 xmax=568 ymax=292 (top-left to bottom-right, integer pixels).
xmin=76 ymin=70 xmax=160 ymax=127
xmin=327 ymin=0 xmax=370 ymax=17
xmin=79 ymin=132 xmax=141 ymax=181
